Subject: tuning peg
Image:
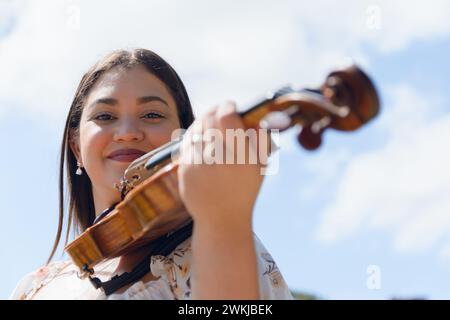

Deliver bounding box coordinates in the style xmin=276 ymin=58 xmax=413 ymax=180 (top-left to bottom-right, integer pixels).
xmin=297 ymin=124 xmax=323 ymax=150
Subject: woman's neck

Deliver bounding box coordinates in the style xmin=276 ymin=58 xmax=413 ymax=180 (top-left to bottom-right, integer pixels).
xmin=92 ymin=186 xmax=121 ymax=217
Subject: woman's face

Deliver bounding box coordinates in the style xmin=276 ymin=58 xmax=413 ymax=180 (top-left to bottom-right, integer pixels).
xmin=70 ymin=65 xmax=181 ymax=213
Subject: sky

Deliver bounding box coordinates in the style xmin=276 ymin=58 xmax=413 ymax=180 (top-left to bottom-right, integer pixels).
xmin=1 ymin=0 xmax=449 ymax=299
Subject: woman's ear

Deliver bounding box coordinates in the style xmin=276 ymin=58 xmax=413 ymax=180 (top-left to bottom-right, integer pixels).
xmin=69 ymin=129 xmax=82 ymax=164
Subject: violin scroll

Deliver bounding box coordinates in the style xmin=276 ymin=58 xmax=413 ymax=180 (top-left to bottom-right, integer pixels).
xmin=254 ymin=64 xmax=380 ymax=150
xmin=322 ymin=64 xmax=380 ymax=131
xmin=295 ymin=65 xmax=380 ymax=150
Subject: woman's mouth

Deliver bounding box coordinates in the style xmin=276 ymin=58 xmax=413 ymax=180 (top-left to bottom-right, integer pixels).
xmin=107 ymin=148 xmax=147 ymax=163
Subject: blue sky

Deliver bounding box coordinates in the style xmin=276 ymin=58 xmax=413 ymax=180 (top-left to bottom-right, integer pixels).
xmin=1 ymin=0 xmax=449 ymax=299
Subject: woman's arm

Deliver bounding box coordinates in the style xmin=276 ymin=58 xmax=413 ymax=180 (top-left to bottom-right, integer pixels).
xmin=178 ymin=102 xmax=266 ymax=299
xmin=191 ymin=217 xmax=259 ymax=299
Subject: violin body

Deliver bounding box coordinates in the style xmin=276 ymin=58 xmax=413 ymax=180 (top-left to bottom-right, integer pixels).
xmin=65 ymin=161 xmax=191 ymax=271
xmin=65 ymin=64 xmax=381 ymax=275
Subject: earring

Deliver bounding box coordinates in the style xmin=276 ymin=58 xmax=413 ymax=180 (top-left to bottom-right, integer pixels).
xmin=76 ymin=161 xmax=83 ymax=175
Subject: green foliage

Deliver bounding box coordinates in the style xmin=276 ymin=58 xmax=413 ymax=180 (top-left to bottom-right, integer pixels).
xmin=290 ymin=290 xmax=320 ymax=300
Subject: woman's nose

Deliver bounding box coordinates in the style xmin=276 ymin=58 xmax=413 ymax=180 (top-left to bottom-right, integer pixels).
xmin=113 ymin=119 xmax=144 ymax=142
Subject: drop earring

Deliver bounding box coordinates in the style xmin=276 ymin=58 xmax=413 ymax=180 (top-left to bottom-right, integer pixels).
xmin=76 ymin=161 xmax=83 ymax=175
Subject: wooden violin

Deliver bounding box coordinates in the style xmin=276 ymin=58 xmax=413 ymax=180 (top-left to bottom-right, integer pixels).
xmin=65 ymin=64 xmax=380 ymax=275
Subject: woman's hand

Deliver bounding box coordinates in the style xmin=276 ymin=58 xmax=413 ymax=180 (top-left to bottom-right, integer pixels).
xmin=177 ymin=101 xmax=268 ymax=299
xmin=177 ymin=101 xmax=266 ymax=228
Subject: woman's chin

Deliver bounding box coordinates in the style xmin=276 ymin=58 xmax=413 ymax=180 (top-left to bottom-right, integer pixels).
xmin=106 ymin=159 xmax=131 ymax=172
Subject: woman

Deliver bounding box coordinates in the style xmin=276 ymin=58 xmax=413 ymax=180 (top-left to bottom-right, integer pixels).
xmin=9 ymin=49 xmax=293 ymax=300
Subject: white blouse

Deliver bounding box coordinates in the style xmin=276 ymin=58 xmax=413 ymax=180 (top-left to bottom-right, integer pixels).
xmin=9 ymin=234 xmax=293 ymax=300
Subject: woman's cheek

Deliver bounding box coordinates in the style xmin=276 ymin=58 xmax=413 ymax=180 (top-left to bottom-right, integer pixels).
xmin=80 ymin=126 xmax=112 ymax=180
xmin=145 ymin=122 xmax=179 ymax=146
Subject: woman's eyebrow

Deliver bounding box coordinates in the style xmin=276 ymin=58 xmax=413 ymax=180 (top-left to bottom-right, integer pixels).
xmin=136 ymin=96 xmax=168 ymax=106
xmin=90 ymin=96 xmax=169 ymax=108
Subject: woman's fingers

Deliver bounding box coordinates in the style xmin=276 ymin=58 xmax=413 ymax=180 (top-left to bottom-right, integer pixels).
xmin=180 ymin=101 xmax=269 ymax=167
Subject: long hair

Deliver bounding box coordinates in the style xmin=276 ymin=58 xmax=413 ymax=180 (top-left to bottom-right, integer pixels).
xmin=48 ymin=49 xmax=195 ymax=263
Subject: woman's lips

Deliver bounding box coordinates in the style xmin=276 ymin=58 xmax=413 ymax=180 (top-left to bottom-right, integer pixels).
xmin=107 ymin=149 xmax=147 ymax=163
xmin=108 ymin=154 xmax=144 ymax=163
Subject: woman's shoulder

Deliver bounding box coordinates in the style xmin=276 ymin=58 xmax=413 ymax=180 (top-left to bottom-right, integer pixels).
xmin=9 ymin=260 xmax=72 ymax=300
xmin=252 ymin=233 xmax=294 ymax=299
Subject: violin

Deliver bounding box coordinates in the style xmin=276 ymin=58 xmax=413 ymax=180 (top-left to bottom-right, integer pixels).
xmin=65 ymin=64 xmax=380 ymax=276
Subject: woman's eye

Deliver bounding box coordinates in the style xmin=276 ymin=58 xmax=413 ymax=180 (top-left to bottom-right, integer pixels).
xmin=94 ymin=113 xmax=114 ymax=121
xmin=142 ymin=112 xmax=164 ymax=119
xmin=92 ymin=112 xmax=164 ymax=121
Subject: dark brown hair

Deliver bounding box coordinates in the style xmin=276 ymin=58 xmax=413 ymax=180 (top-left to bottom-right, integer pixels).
xmin=48 ymin=49 xmax=195 ymax=263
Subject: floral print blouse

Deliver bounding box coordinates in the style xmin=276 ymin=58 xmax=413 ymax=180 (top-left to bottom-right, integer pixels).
xmin=9 ymin=234 xmax=293 ymax=300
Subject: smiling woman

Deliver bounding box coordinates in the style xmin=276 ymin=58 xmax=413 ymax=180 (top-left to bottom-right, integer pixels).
xmin=8 ymin=48 xmax=293 ymax=300
xmin=69 ymin=63 xmax=184 ymax=231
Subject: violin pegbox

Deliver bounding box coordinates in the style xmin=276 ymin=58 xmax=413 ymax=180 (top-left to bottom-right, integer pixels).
xmin=320 ymin=65 xmax=380 ymax=131
xmin=257 ymin=64 xmax=380 ymax=150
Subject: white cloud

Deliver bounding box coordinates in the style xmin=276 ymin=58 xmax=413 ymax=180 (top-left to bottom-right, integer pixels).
xmin=289 ymin=0 xmax=450 ymax=53
xmin=315 ymin=84 xmax=450 ymax=257
xmin=0 ymin=1 xmax=23 ymax=38
xmin=439 ymin=243 xmax=450 ymax=263
xmin=1 ymin=0 xmax=449 ymax=123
